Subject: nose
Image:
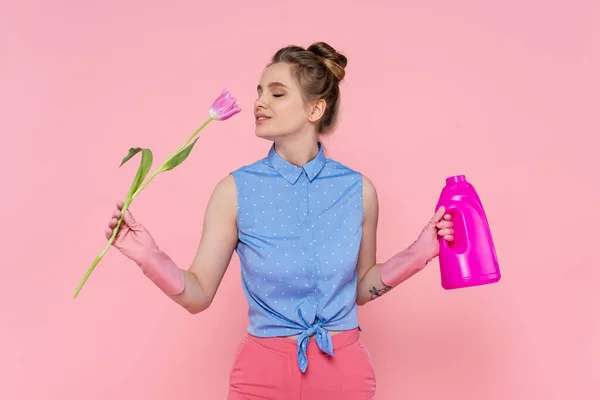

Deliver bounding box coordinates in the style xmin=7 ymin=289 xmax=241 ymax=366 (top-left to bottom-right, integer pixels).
xmin=254 ymin=93 xmax=267 ymax=110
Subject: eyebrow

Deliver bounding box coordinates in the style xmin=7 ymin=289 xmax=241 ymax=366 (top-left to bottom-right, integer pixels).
xmin=257 ymin=82 xmax=289 ymax=91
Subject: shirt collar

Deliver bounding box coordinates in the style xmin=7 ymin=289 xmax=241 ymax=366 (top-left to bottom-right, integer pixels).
xmin=267 ymin=142 xmax=326 ymax=185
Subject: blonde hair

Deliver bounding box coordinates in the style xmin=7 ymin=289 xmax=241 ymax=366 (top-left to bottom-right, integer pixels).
xmin=269 ymin=42 xmax=347 ymax=134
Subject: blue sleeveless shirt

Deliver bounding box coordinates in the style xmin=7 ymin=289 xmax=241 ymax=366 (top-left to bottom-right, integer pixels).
xmin=230 ymin=143 xmax=364 ymax=373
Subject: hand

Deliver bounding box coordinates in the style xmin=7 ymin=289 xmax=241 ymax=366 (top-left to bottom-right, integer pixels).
xmin=106 ymin=200 xmax=159 ymax=263
xmin=412 ymin=206 xmax=454 ymax=263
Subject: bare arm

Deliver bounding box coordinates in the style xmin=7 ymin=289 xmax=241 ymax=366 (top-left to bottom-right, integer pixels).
xmin=354 ymin=176 xmax=420 ymax=305
xmin=169 ymin=174 xmax=238 ymax=314
xmin=355 ymin=176 xmax=454 ymax=306
xmin=355 ymin=175 xmax=388 ymax=306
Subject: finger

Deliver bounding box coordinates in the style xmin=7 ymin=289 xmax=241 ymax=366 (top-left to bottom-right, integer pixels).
xmin=443 ymin=234 xmax=454 ymax=242
xmin=108 ymin=217 xmax=118 ymax=229
xmin=105 ymin=229 xmax=113 ymax=240
xmin=437 ymin=228 xmax=454 ymax=237
xmin=116 ymin=200 xmax=124 ymax=210
xmin=436 ymin=220 xmax=453 ymax=229
xmin=429 ymin=206 xmax=446 ymax=225
xmin=122 ymin=209 xmax=138 ymax=228
xmin=443 ymin=213 xmax=452 ymax=221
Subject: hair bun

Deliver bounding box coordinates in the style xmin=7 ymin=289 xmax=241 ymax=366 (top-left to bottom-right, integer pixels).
xmin=308 ymin=42 xmax=347 ymax=82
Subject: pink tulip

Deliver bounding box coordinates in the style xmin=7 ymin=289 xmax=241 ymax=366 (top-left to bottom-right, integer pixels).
xmin=209 ymin=89 xmax=242 ymax=121
xmin=73 ymin=88 xmax=241 ymax=298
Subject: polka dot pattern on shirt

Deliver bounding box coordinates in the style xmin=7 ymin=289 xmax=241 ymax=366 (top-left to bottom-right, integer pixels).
xmin=231 ymin=143 xmax=364 ymax=340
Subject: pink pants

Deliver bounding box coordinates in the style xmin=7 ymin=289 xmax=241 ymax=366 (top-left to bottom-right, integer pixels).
xmin=227 ymin=328 xmax=376 ymax=399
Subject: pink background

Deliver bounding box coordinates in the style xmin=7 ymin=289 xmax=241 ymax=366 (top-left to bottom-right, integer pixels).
xmin=2 ymin=0 xmax=599 ymax=399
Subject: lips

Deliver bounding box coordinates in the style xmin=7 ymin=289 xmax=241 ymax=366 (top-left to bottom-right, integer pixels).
xmin=255 ymin=113 xmax=271 ymax=121
xmin=255 ymin=113 xmax=271 ymax=125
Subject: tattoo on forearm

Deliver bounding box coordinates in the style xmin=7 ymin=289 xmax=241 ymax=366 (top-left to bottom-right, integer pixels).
xmin=369 ymin=285 xmax=392 ymax=300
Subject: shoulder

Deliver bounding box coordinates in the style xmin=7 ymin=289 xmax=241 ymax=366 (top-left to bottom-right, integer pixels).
xmin=210 ymin=174 xmax=237 ymax=205
xmin=229 ymin=157 xmax=270 ymax=189
xmin=216 ymin=173 xmax=237 ymax=191
xmin=361 ymin=174 xmax=379 ymax=218
xmin=201 ymin=174 xmax=238 ymax=225
xmin=323 ymin=157 xmax=363 ymax=186
xmin=361 ymin=175 xmax=377 ymax=201
xmin=324 ymin=157 xmax=375 ymax=194
xmin=324 ymin=157 xmax=378 ymax=215
xmin=231 ymin=156 xmax=270 ymax=176
xmin=324 ymin=156 xmax=360 ymax=175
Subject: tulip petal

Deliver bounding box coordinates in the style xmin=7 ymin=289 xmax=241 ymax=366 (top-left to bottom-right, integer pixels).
xmin=209 ymin=89 xmax=242 ymax=121
xmin=218 ymin=105 xmax=242 ymax=121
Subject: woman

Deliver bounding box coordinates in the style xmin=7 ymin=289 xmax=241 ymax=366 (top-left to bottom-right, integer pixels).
xmin=106 ymin=42 xmax=454 ymax=399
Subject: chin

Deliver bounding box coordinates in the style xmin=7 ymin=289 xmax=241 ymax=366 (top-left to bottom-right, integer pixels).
xmin=255 ymin=126 xmax=279 ymax=141
xmin=254 ymin=128 xmax=271 ymax=140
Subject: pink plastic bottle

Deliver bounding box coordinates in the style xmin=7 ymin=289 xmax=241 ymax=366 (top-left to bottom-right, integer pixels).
xmin=435 ymin=175 xmax=501 ymax=290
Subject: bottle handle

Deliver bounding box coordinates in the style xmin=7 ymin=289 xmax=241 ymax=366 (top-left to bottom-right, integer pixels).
xmin=440 ymin=203 xmax=468 ymax=254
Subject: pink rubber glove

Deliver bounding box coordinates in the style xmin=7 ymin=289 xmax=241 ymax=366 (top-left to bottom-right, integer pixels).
xmin=381 ymin=206 xmax=454 ymax=287
xmin=106 ymin=201 xmax=185 ymax=296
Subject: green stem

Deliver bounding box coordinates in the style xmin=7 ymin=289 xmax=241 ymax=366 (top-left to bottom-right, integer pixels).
xmin=72 ymin=211 xmax=123 ymax=298
xmin=174 ymin=117 xmax=213 ymax=156
xmin=72 ymin=232 xmax=117 ymax=298
xmin=132 ymin=117 xmax=212 ymax=201
xmin=72 ymin=117 xmax=213 ymax=298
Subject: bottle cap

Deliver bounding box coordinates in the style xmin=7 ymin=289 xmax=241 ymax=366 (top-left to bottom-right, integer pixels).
xmin=446 ymin=175 xmax=466 ymax=185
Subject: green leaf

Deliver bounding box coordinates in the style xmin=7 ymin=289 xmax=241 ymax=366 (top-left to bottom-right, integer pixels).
xmin=120 ymin=147 xmax=153 ymax=200
xmin=120 ymin=147 xmax=143 ymax=167
xmin=159 ymin=137 xmax=199 ymax=173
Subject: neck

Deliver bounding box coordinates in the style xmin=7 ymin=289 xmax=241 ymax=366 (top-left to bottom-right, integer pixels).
xmin=273 ymin=132 xmax=320 ymax=167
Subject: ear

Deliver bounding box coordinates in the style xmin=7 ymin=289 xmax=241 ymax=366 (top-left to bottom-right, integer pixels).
xmin=308 ymin=99 xmax=327 ymax=123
